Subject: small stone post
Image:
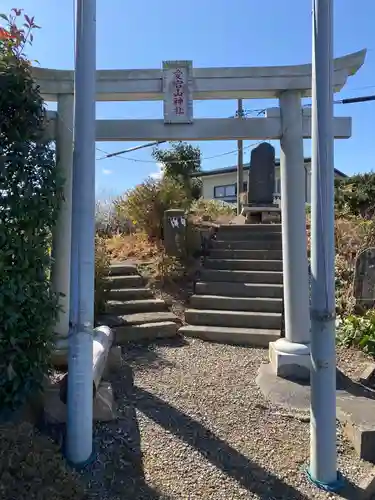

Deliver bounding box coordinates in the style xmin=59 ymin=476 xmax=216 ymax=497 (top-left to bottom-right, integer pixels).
xmin=163 ymin=209 xmax=187 ymax=258
xmin=354 ymin=248 xmax=375 ymax=312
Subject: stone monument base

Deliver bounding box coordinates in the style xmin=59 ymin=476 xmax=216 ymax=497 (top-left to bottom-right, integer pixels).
xmin=241 ymin=204 xmax=281 ymax=224
xmin=269 ymin=338 xmax=311 ymax=380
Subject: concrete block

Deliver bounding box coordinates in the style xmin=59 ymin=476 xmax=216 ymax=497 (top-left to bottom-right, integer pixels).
xmin=337 ymin=395 xmax=375 ymax=463
xmin=257 ymin=363 xmax=375 ymax=463
xmin=43 ymin=379 xmax=117 ymax=424
xmin=359 ymin=469 xmax=375 ymax=499
xmin=102 ymin=345 xmax=122 ymax=379
xmin=93 ymin=382 xmax=117 ymax=422
xmin=107 ymin=345 xmax=123 ymax=371
xmin=269 ymin=340 xmax=311 ymax=380
xmin=51 ymin=348 xmax=68 ymax=369
xmin=358 ymin=363 xmax=375 ymax=387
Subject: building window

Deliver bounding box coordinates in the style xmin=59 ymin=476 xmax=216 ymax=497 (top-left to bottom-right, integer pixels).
xmin=214 ymin=184 xmax=236 ymax=199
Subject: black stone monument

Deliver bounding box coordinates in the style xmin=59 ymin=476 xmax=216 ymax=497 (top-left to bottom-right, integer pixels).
xmin=247 ymin=142 xmax=276 ymax=206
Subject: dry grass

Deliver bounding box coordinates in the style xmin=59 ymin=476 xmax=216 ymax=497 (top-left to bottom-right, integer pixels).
xmin=0 ymin=421 xmax=87 ymax=500
xmin=307 ymin=214 xmax=375 ymax=315
xmin=106 ymin=232 xmax=161 ymax=263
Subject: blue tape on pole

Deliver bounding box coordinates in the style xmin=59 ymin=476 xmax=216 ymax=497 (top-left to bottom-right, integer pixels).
xmin=305 ymin=468 xmax=345 ymax=492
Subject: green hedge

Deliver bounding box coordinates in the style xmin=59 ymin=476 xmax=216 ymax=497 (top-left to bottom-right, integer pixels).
xmin=0 ymin=11 xmax=64 ymax=410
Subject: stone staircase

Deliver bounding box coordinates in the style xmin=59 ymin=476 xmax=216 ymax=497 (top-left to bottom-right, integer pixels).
xmin=180 ymin=224 xmax=283 ymax=346
xmin=98 ymin=262 xmax=181 ymax=343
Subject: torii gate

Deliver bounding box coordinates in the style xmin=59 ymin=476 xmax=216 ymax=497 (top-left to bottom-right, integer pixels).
xmin=33 ymin=49 xmax=365 ymax=378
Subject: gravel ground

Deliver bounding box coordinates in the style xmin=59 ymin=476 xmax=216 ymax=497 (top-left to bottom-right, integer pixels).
xmin=75 ymin=339 xmax=375 ymax=500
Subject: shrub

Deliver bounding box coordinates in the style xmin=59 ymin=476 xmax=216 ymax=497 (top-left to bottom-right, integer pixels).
xmin=335 ymin=172 xmax=375 ymax=219
xmin=106 ymin=232 xmax=160 ymax=262
xmin=94 ymin=235 xmax=110 ymax=318
xmin=95 ymin=198 xmax=132 ymax=237
xmin=146 ymin=252 xmax=185 ymax=284
xmin=115 ymin=177 xmax=190 ymax=239
xmin=306 ymin=213 xmax=375 ymax=316
xmin=152 ymin=141 xmax=202 ymax=200
xmin=334 ymin=216 xmax=375 ymax=315
xmin=336 ymin=310 xmax=375 ymax=357
xmin=0 ymin=11 xmax=64 ymax=410
xmin=189 ymin=197 xmax=236 ymax=221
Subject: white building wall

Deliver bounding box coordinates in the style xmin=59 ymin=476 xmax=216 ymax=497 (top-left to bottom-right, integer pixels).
xmin=200 ymin=167 xmax=282 ymax=202
xmin=198 ymin=162 xmax=332 ymax=205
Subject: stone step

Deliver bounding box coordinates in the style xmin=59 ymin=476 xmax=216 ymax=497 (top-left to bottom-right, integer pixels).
xmin=219 ymin=224 xmax=282 ymax=233
xmin=217 ymin=230 xmax=282 ymax=242
xmin=98 ymin=310 xmax=179 ymax=328
xmin=106 ymin=274 xmax=144 ymax=289
xmin=190 ymin=295 xmax=283 ymax=313
xmin=109 ymin=262 xmax=138 ymax=276
xmin=180 ymin=324 xmax=280 ymax=347
xmin=123 ymin=311 xmax=179 ymax=325
xmin=200 ymin=269 xmax=283 ymax=284
xmin=185 ymin=308 xmax=282 ymax=330
xmin=195 ymin=281 xmax=284 ymax=298
xmin=106 ymin=299 xmax=167 ymax=315
xmin=108 ymin=288 xmax=154 ymax=301
xmin=115 ymin=321 xmax=179 ymax=344
xmin=212 ymin=240 xmax=282 ymax=251
xmin=204 ymin=258 xmax=283 ymax=272
xmin=209 ymin=249 xmax=283 ymax=260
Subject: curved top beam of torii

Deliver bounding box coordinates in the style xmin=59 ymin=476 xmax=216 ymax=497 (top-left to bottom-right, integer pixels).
xmin=33 ymin=49 xmax=366 ymax=102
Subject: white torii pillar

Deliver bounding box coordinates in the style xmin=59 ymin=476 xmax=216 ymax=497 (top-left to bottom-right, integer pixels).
xmin=269 ymin=91 xmax=311 ymax=379
xmin=50 ymin=94 xmax=74 ymax=364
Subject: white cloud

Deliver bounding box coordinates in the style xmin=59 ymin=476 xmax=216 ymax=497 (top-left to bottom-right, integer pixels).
xmin=150 ymin=162 xmax=164 ymax=180
xmin=102 ymin=168 xmax=113 ymax=175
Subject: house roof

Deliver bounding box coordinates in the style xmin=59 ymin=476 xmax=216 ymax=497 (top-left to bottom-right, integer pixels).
xmin=193 ymin=158 xmax=347 ymax=178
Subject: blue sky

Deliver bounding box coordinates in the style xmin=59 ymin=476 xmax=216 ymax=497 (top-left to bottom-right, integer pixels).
xmin=2 ymin=1 xmax=374 ymax=198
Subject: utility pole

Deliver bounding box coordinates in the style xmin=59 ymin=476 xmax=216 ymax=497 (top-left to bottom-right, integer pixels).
xmin=237 ymin=99 xmax=244 ymax=215
xmin=66 ymin=0 xmax=96 ymax=466
xmin=310 ymin=0 xmax=338 ymax=488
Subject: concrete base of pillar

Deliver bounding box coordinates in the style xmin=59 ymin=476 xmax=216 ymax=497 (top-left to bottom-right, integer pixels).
xmin=269 ymin=338 xmax=311 ymax=380
xmin=51 ymin=337 xmax=69 ymax=368
xmin=102 ymin=346 xmax=123 ymax=379
xmin=44 ymin=379 xmax=117 ymax=424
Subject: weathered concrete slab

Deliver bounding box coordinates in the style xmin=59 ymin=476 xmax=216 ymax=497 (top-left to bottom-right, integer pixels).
xmin=354 ymin=248 xmax=375 ymax=311
xmin=43 ymin=380 xmax=117 ymax=424
xmin=109 ymin=262 xmax=138 ymax=276
xmin=115 ymin=321 xmax=179 ymax=344
xmin=51 ymin=348 xmax=68 ymax=369
xmin=180 ymin=325 xmax=279 ymax=347
xmin=256 ymin=363 xmax=375 ymax=462
xmin=359 ymin=363 xmax=375 ymax=388
xmin=106 ymin=298 xmax=167 ymax=315
xmin=359 ymin=469 xmax=375 ymax=499
xmin=102 ymin=346 xmax=123 ymax=379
